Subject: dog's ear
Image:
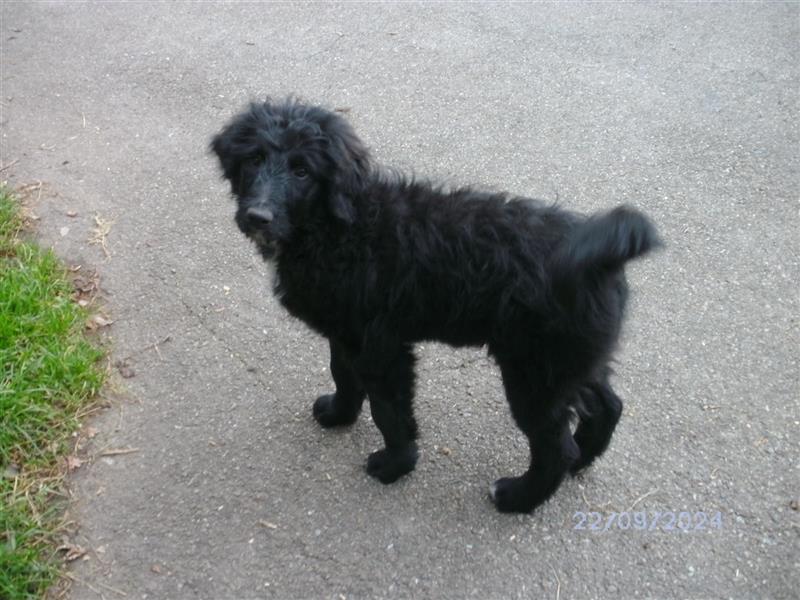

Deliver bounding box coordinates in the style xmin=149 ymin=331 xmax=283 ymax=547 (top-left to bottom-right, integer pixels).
xmin=210 ymin=101 xmax=270 ymax=191
xmin=328 ymin=191 xmax=357 ymax=224
xmin=210 ymin=132 xmax=231 ymax=174
xmin=324 ymin=114 xmax=370 ymax=224
xmin=210 ymin=127 xmax=242 ymax=191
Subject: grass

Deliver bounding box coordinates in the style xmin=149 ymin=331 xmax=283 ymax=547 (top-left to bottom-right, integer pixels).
xmin=0 ymin=187 xmax=105 ymax=599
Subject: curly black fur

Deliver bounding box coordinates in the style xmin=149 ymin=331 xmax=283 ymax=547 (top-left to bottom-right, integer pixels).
xmin=211 ymin=98 xmax=661 ymax=513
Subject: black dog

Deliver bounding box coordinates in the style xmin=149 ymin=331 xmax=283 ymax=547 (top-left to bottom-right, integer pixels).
xmin=211 ymin=99 xmax=660 ymax=513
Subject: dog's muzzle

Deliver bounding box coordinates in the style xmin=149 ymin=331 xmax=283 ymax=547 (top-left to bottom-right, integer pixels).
xmin=236 ymin=205 xmax=279 ymax=258
xmin=245 ymin=206 xmax=274 ymax=228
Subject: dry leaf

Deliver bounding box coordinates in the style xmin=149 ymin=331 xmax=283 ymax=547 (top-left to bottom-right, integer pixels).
xmin=66 ymin=455 xmax=84 ymax=471
xmin=89 ymin=214 xmax=114 ymax=257
xmin=151 ymin=564 xmax=162 ymax=574
xmin=58 ymin=542 xmax=87 ymax=561
xmin=92 ymin=314 xmax=114 ymax=327
xmin=114 ymin=359 xmax=136 ymax=378
xmin=66 ymin=210 xmax=78 ymax=217
xmin=71 ymin=270 xmax=100 ymax=305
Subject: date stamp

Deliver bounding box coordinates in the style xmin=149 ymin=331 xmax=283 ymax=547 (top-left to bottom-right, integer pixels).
xmin=573 ymin=510 xmax=722 ymax=533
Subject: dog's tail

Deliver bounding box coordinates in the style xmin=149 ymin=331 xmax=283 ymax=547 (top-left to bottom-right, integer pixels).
xmin=550 ymin=205 xmax=662 ymax=282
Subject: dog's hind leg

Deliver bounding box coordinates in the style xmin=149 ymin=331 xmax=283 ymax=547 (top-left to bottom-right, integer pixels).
xmin=490 ymin=358 xmax=579 ymax=513
xmin=356 ymin=344 xmax=419 ymax=484
xmin=313 ymin=339 xmax=366 ymax=428
xmin=570 ymin=377 xmax=623 ymax=474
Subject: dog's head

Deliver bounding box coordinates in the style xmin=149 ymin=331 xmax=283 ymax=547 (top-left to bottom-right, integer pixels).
xmin=210 ymin=99 xmax=370 ymax=258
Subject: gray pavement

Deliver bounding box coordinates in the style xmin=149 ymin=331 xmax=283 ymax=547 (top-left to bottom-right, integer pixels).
xmin=1 ymin=3 xmax=798 ymax=599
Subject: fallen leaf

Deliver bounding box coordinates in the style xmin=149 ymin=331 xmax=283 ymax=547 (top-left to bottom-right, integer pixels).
xmin=71 ymin=271 xmax=100 ymax=303
xmin=60 ymin=226 xmax=70 ymax=237
xmin=89 ymin=214 xmax=114 ymax=257
xmin=58 ymin=542 xmax=87 ymax=561
xmin=114 ymin=359 xmax=136 ymax=378
xmin=85 ymin=426 xmax=98 ymax=439
xmin=92 ymin=314 xmax=114 ymax=327
xmin=66 ymin=456 xmax=83 ymax=471
xmin=66 ymin=210 xmax=78 ymax=217
xmin=151 ymin=564 xmax=162 ymax=574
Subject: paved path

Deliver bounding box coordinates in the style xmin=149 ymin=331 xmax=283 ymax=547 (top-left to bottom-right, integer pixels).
xmin=1 ymin=3 xmax=797 ymax=599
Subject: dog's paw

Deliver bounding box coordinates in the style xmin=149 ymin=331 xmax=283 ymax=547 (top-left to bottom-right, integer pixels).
xmin=568 ymin=452 xmax=594 ymax=476
xmin=312 ymin=393 xmax=359 ymax=428
xmin=366 ymin=445 xmax=418 ymax=484
xmin=489 ymin=476 xmax=538 ymax=513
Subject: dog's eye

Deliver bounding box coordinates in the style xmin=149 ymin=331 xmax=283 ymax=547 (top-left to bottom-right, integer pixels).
xmin=292 ymin=167 xmax=309 ymax=179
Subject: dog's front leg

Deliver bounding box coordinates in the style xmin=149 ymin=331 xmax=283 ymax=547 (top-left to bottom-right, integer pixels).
xmin=313 ymin=339 xmax=366 ymax=428
xmin=354 ymin=344 xmax=419 ymax=484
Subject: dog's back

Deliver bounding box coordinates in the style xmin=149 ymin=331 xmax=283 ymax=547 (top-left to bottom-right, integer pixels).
xmin=328 ymin=178 xmax=658 ymax=362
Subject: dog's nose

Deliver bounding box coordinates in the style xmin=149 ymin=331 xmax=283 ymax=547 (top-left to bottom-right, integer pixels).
xmin=246 ymin=207 xmax=274 ymax=226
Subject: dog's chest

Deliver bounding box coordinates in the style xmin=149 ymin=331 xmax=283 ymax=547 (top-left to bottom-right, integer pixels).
xmin=273 ymin=256 xmax=346 ymax=336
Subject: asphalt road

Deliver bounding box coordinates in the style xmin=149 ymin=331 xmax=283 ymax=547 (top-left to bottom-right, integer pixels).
xmin=1 ymin=3 xmax=798 ymax=599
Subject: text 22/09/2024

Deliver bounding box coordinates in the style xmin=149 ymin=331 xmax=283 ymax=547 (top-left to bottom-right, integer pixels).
xmin=573 ymin=511 xmax=723 ymax=533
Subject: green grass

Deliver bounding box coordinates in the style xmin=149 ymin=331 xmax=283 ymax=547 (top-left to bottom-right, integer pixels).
xmin=0 ymin=188 xmax=105 ymax=599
